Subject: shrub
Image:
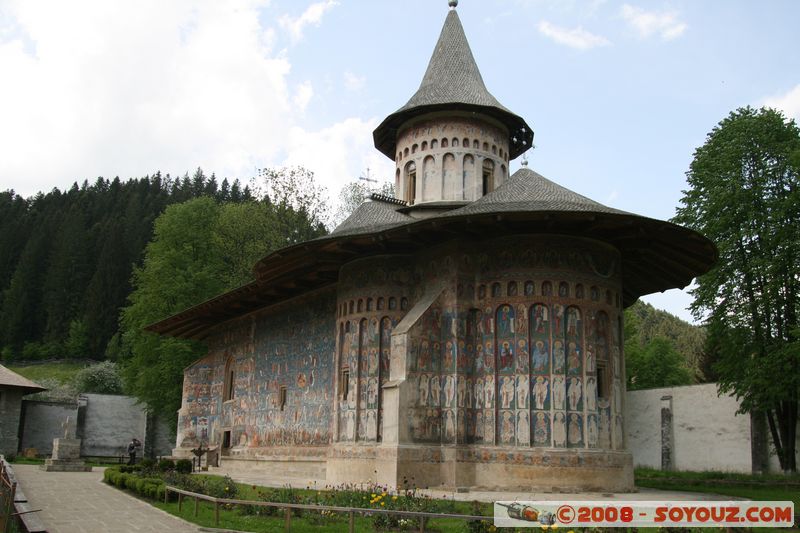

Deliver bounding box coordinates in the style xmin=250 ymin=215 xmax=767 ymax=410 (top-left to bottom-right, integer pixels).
xmin=157 ymin=458 xmax=175 ymax=472
xmin=140 ymin=458 xmax=155 ymax=470
xmin=175 ymin=459 xmax=193 ymax=474
xmin=73 ymin=360 xmax=123 ymax=394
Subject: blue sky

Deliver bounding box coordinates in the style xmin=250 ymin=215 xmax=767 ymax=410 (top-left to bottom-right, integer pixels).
xmin=1 ymin=0 xmax=799 ymax=323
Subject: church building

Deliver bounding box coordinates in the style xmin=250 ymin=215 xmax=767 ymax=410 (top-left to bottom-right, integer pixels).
xmin=150 ymin=1 xmax=716 ymax=491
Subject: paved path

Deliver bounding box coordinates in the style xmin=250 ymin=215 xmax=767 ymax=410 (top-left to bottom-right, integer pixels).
xmin=12 ymin=465 xmax=199 ymax=533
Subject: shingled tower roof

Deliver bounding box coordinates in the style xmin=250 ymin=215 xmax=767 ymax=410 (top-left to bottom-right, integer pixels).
xmin=373 ymin=7 xmax=533 ymax=160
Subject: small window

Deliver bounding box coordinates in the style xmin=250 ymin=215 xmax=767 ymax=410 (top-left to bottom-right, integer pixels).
xmin=412 ymin=144 xmax=418 ymax=154
xmin=507 ymin=281 xmax=518 ymax=297
xmin=482 ymin=142 xmax=489 ymax=152
xmin=463 ymin=137 xmax=469 ymax=148
xmin=377 ymin=297 xmax=385 ymax=310
xmin=388 ymin=297 xmax=397 ymax=310
xmin=442 ymin=138 xmax=449 ymax=148
xmin=524 ymin=281 xmax=534 ymax=296
xmin=349 ymin=301 xmax=354 ymax=314
xmin=452 ymin=138 xmax=459 ymax=147
xmin=473 ymin=139 xmax=479 ymax=149
xmin=401 ymin=297 xmax=408 ymax=310
xmin=575 ymin=284 xmax=584 ymax=299
xmin=279 ymin=386 xmax=287 ymax=411
xmin=341 ymin=369 xmax=350 ymax=401
xmin=597 ymin=361 xmax=610 ymax=400
xmin=478 ymin=285 xmax=486 ymax=299
xmin=404 ymin=147 xmax=409 ymax=157
xmin=223 ymin=357 xmax=235 ymax=401
xmin=366 ymin=298 xmax=373 ymax=311
xmin=431 ymin=139 xmax=439 ymax=150
xmin=491 ymin=282 xmax=501 ymax=297
xmin=357 ymin=299 xmax=363 ymax=312
xmin=421 ymin=141 xmax=428 ymax=151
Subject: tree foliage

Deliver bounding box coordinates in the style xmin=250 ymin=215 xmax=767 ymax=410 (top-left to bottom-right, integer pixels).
xmin=674 ymin=106 xmax=800 ymax=472
xmin=0 ymin=169 xmax=252 ymax=362
xmin=120 ymin=169 xmax=328 ymax=426
xmin=625 ymin=300 xmax=707 ymax=380
xmin=332 ymin=180 xmax=396 ymax=227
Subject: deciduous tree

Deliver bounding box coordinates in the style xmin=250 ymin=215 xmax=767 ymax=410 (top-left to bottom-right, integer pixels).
xmin=674 ymin=106 xmax=800 ymax=472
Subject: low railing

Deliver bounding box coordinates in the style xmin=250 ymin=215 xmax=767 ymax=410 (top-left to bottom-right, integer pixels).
xmin=164 ymin=485 xmax=489 ymax=532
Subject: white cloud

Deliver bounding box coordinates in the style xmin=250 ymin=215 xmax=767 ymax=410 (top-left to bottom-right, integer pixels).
xmin=762 ymin=84 xmax=800 ymax=121
xmin=343 ymin=71 xmax=366 ymax=92
xmin=620 ymin=4 xmax=687 ymax=41
xmin=537 ymin=20 xmax=610 ymax=50
xmin=0 ymin=0 xmax=379 ymax=202
xmin=293 ymin=81 xmax=314 ymax=112
xmin=278 ymin=0 xmax=339 ymax=44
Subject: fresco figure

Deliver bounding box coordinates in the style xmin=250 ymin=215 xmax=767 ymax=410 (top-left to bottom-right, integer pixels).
xmin=553 ymin=304 xmax=564 ymax=336
xmin=498 ymin=341 xmax=514 ymax=372
xmin=532 ymin=304 xmax=548 ymax=334
xmin=586 ymin=377 xmax=597 ymax=411
xmin=568 ymin=377 xmax=582 ymax=411
xmin=553 ymin=341 xmax=565 ymax=373
xmin=542 ymin=281 xmax=552 ymax=296
xmin=568 ymin=413 xmax=582 ymax=445
xmin=431 ymin=375 xmax=441 ymax=406
xmin=516 ymin=339 xmax=529 ymax=372
xmin=532 ymin=340 xmax=548 ymax=373
xmin=474 ymin=378 xmax=484 ymax=409
xmin=517 ymin=411 xmax=530 ymax=445
xmin=445 ymin=410 xmax=456 ymax=440
xmin=567 ymin=341 xmax=581 ymax=375
xmin=484 ymin=375 xmax=494 ymax=407
xmin=552 ymin=376 xmax=565 ymax=410
xmin=500 ymin=376 xmax=514 ymax=409
xmin=515 ymin=374 xmax=529 ymax=408
xmin=533 ymin=376 xmax=548 ymax=410
xmin=500 ymin=411 xmax=514 ymax=443
xmin=586 ymin=347 xmax=595 ymax=373
xmin=587 ymin=414 xmax=598 ymax=447
xmin=524 ymin=281 xmax=534 ymax=296
xmin=367 ymin=410 xmax=377 ymax=439
xmin=534 ymin=412 xmax=549 ymax=445
xmin=553 ymin=412 xmax=566 ymax=447
xmin=457 ymin=376 xmax=466 ymax=407
xmin=419 ymin=374 xmax=429 ymax=406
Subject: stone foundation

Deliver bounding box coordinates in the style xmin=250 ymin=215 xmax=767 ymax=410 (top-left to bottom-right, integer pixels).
xmin=41 ymin=438 xmax=92 ymax=472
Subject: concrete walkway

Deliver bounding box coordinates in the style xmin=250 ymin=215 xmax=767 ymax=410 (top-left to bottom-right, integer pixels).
xmin=12 ymin=465 xmax=199 ymax=533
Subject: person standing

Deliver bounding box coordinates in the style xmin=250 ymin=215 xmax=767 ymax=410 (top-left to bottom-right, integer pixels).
xmin=127 ymin=438 xmax=141 ymax=465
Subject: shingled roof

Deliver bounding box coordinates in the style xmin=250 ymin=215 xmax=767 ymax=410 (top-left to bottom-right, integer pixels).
xmin=0 ymin=364 xmax=46 ymax=394
xmin=373 ymin=9 xmax=533 ymax=160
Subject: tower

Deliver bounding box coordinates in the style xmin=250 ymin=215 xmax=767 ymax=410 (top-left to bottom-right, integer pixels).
xmin=373 ymin=2 xmax=532 ymax=208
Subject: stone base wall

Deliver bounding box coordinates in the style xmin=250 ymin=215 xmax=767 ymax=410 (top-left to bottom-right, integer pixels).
xmin=325 ymin=443 xmax=633 ymax=492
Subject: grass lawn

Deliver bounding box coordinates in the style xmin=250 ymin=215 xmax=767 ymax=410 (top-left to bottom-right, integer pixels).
xmin=8 ymin=361 xmax=89 ymax=384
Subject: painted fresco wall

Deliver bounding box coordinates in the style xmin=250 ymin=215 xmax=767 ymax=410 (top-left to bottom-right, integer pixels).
xmin=401 ymin=236 xmax=627 ymax=452
xmin=335 ymin=256 xmax=410 ymax=443
xmin=176 ymin=287 xmax=336 ymax=451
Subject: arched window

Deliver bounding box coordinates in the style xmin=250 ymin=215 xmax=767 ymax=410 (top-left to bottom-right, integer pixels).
xmin=443 ymin=153 xmax=456 ymax=199
xmin=441 ymin=138 xmax=449 ymax=148
xmin=412 ymin=144 xmax=418 ymax=154
xmin=507 ymin=281 xmax=518 ymax=297
xmin=404 ymin=147 xmax=409 ymax=157
xmin=478 ymin=284 xmax=486 ymax=299
xmin=377 ymin=297 xmax=385 ymax=310
xmin=492 ymin=145 xmax=497 ymax=155
xmin=366 ymin=298 xmax=373 ymax=311
xmin=482 ymin=142 xmax=489 ymax=152
xmin=405 ymin=161 xmax=417 ymax=205
xmin=491 ymin=282 xmax=501 ymax=297
xmin=431 ymin=139 xmax=438 ymax=150
xmin=473 ymin=139 xmax=479 ymax=149
xmin=388 ymin=297 xmax=397 ymax=310
xmin=421 ymin=141 xmax=428 ymax=151
xmin=452 ymin=137 xmax=459 ymax=147
xmin=400 ymin=297 xmax=408 ymax=310
xmin=482 ymin=159 xmax=495 ymax=195
xmin=463 ymin=137 xmax=469 ymax=148
xmin=357 ymin=299 xmax=363 ymax=312
xmin=349 ymin=300 xmax=355 ymax=314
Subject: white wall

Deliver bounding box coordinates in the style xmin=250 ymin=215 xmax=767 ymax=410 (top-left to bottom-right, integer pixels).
xmin=627 ymin=383 xmax=800 ymax=473
xmin=626 ymin=383 xmax=752 ymax=473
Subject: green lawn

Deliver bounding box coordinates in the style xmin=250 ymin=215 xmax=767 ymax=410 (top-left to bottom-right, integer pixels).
xmin=8 ymin=361 xmax=89 ymax=384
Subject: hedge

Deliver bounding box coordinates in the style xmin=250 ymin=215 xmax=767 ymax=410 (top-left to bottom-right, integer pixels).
xmin=103 ymin=467 xmax=166 ymax=501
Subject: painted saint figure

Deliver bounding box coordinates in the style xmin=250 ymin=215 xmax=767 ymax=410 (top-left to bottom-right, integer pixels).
xmin=534 ymin=412 xmax=549 ymax=445
xmin=532 ymin=340 xmax=549 ymax=373
xmin=568 ymin=377 xmax=582 ymax=411
xmin=553 ymin=412 xmax=566 ymax=447
xmin=533 ymin=376 xmax=548 ymax=410
xmin=552 ymin=376 xmax=565 ymax=410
